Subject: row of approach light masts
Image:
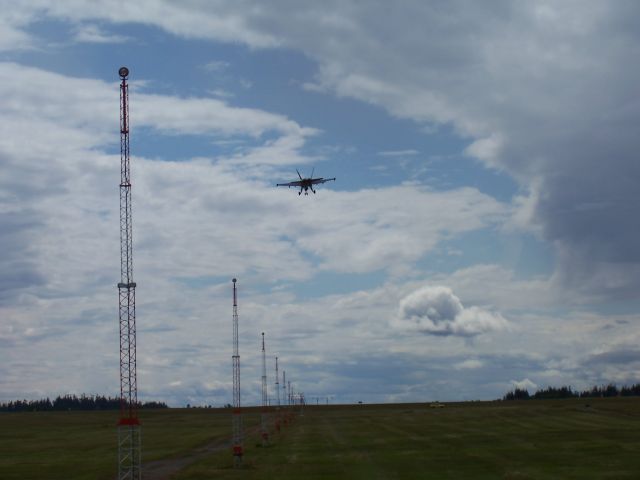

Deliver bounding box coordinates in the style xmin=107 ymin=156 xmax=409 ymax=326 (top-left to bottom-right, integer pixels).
xmin=115 ymin=68 xmax=309 ymax=478
xmin=231 ymin=278 xmax=305 ymax=466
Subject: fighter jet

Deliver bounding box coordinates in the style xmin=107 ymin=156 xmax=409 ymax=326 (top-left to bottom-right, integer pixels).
xmin=276 ymin=168 xmax=336 ymax=195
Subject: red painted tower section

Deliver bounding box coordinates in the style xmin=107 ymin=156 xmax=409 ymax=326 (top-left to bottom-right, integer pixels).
xmin=117 ymin=66 xmax=141 ymax=480
xmin=231 ymin=279 xmax=243 ymax=466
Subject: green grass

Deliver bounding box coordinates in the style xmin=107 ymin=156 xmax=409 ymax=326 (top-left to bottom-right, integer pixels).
xmin=1 ymin=399 xmax=639 ymax=479
xmin=176 ymin=399 xmax=640 ymax=480
xmin=0 ymin=408 xmax=259 ymax=480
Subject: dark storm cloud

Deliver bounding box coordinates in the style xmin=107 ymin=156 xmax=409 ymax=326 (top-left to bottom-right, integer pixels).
xmin=509 ymin=113 xmax=640 ymax=299
xmin=299 ymin=351 xmax=549 ymax=402
xmin=586 ymin=349 xmax=640 ymax=366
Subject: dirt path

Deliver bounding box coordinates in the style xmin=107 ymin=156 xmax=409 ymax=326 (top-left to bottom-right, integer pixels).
xmin=142 ymin=424 xmax=263 ymax=480
xmin=142 ymin=438 xmax=230 ymax=480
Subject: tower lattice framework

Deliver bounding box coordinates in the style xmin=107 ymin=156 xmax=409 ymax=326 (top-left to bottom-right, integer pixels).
xmin=282 ymin=369 xmax=288 ymax=425
xmin=232 ymin=278 xmax=243 ymax=465
xmin=283 ymin=370 xmax=286 ymax=406
xmin=117 ymin=66 xmax=141 ymax=480
xmin=275 ymin=357 xmax=280 ymax=408
xmin=274 ymin=356 xmax=281 ymax=431
xmin=261 ymin=332 xmax=269 ymax=445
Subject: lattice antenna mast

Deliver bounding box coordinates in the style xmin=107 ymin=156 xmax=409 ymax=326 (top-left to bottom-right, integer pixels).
xmin=274 ymin=356 xmax=281 ymax=432
xmin=260 ymin=332 xmax=269 ymax=445
xmin=117 ymin=66 xmax=141 ymax=480
xmin=275 ymin=357 xmax=280 ymax=408
xmin=231 ymin=278 xmax=243 ymax=465
xmin=282 ymin=370 xmax=286 ymax=406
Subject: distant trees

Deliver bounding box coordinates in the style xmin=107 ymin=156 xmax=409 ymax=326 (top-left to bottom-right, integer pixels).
xmin=531 ymin=385 xmax=577 ymax=399
xmin=503 ymin=388 xmax=530 ymax=400
xmin=0 ymin=394 xmax=168 ymax=412
xmin=620 ymin=384 xmax=640 ymax=396
xmin=502 ymin=383 xmax=640 ymax=401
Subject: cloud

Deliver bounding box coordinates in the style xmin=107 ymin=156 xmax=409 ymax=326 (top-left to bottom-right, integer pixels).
xmin=464 ymin=133 xmax=504 ymax=167
xmin=0 ymin=5 xmax=35 ymax=51
xmin=135 ymin=93 xmax=314 ymax=140
xmin=454 ymin=359 xmax=483 ymax=370
xmin=432 ymin=264 xmax=557 ymax=309
xmin=581 ymin=346 xmax=640 ymax=386
xmin=7 ymin=0 xmax=639 ymax=300
xmin=295 ymin=3 xmax=640 ymax=299
xmin=511 ymin=378 xmax=537 ymax=392
xmin=73 ymin=24 xmax=129 ymax=43
xmin=3 ymin=3 xmax=640 ymax=406
xmin=0 ymin=211 xmax=46 ymax=305
xmin=71 ymin=1 xmax=635 ymax=300
xmin=0 ymin=62 xmax=506 ymax=299
xmin=0 ymin=61 xmax=312 ymax=143
xmin=377 ymin=149 xmax=419 ymax=157
xmin=0 ymin=62 xmax=310 ymax=310
xmin=31 ymin=1 xmax=282 ymax=48
xmin=202 ymin=60 xmax=230 ymax=73
xmin=394 ymin=285 xmax=508 ymax=337
xmin=287 ymin=186 xmax=505 ymax=275
xmin=585 ymin=348 xmax=640 ymax=367
xmin=0 ymin=60 xmax=512 ymax=405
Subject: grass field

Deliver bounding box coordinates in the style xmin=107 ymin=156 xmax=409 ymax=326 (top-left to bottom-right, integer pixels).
xmin=1 ymin=398 xmax=639 ymax=479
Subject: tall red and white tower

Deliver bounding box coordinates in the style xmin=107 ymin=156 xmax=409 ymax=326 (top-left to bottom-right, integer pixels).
xmin=117 ymin=66 xmax=141 ymax=480
xmin=260 ymin=332 xmax=269 ymax=445
xmin=231 ymin=278 xmax=243 ymax=465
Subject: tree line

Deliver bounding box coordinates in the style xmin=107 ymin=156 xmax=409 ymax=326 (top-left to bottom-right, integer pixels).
xmin=503 ymin=383 xmax=640 ymax=401
xmin=0 ymin=394 xmax=168 ymax=412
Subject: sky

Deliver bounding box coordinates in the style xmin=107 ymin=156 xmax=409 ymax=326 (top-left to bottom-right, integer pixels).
xmin=1 ymin=1 xmax=639 ymax=407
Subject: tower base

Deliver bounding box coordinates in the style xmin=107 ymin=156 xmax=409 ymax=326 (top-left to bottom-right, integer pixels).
xmin=118 ymin=423 xmax=142 ymax=480
xmin=233 ymin=445 xmax=243 ymax=468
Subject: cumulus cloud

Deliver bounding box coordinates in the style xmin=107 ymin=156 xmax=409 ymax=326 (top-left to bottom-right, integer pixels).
xmin=394 ymin=286 xmax=508 ymax=337
xmin=511 ymin=378 xmax=537 ymax=392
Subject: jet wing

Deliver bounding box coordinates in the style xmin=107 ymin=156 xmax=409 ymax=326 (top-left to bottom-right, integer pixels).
xmin=310 ymin=177 xmax=336 ymax=185
xmin=276 ymin=180 xmax=304 ymax=187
